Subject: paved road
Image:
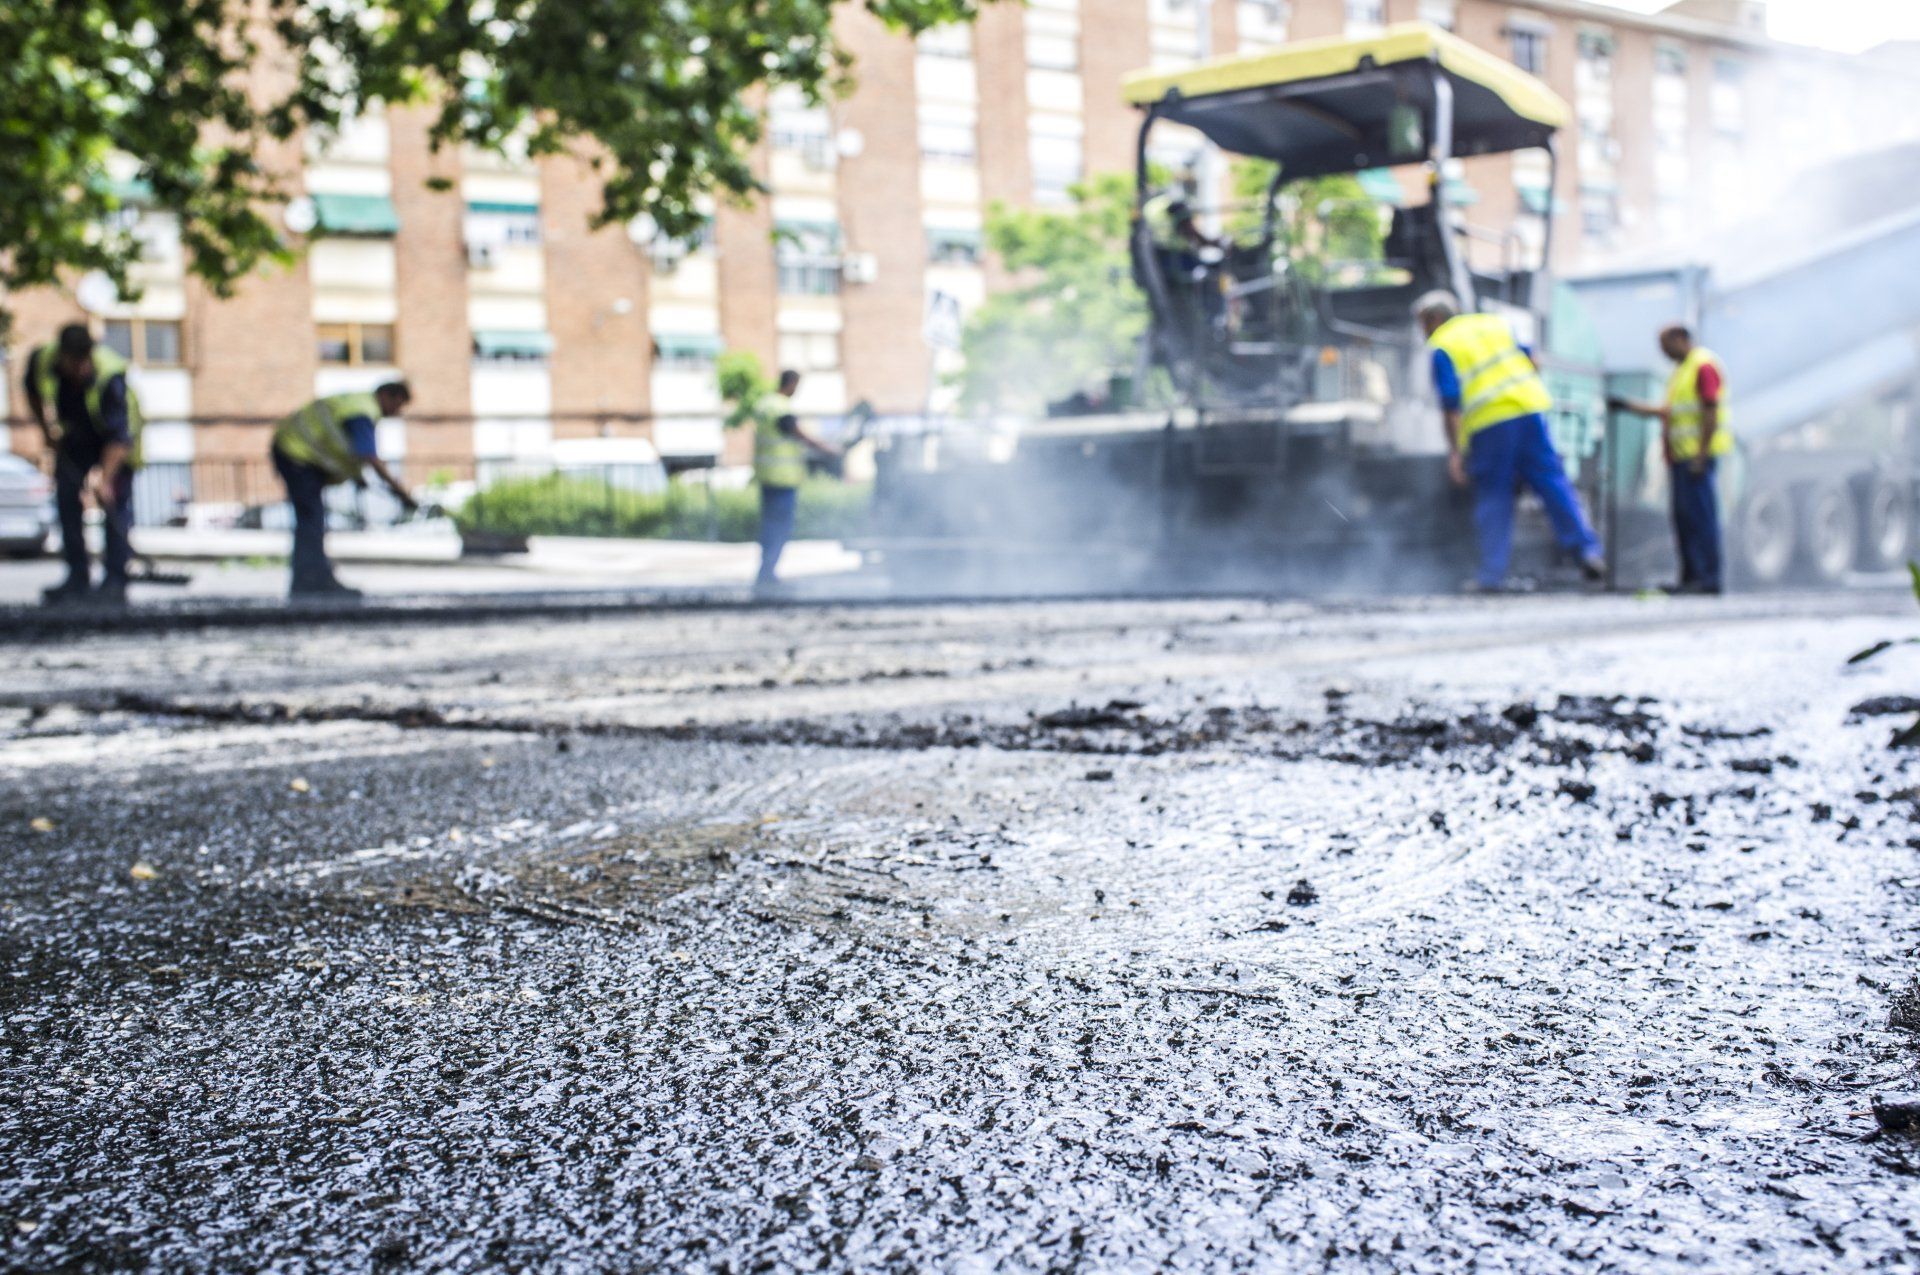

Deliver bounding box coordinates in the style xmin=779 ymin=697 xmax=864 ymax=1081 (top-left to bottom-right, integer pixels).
xmin=3 ymin=591 xmax=1918 ymax=1270
xmin=0 ymin=535 xmax=861 ymax=605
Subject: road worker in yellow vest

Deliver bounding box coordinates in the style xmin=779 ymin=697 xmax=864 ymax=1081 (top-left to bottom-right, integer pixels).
xmin=270 ymin=382 xmax=418 ymax=600
xmin=1415 ymin=291 xmax=1606 ymax=593
xmin=754 ymin=369 xmax=841 ymax=594
xmin=1611 ymin=324 xmax=1733 ymax=595
xmin=22 ymin=324 xmax=145 ymax=607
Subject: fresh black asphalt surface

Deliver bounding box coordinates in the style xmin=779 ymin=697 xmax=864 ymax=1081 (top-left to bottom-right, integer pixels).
xmin=4 ymin=591 xmax=1919 ymax=1270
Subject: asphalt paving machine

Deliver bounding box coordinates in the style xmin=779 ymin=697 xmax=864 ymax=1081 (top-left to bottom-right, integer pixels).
xmin=866 ymin=23 xmax=1609 ymax=594
xmin=863 ymin=23 xmax=1920 ymax=594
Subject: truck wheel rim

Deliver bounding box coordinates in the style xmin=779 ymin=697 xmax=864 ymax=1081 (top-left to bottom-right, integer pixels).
xmin=1744 ymin=493 xmax=1792 ymax=582
xmin=1871 ymin=488 xmax=1909 ymax=564
xmin=1812 ymin=491 xmax=1855 ymax=580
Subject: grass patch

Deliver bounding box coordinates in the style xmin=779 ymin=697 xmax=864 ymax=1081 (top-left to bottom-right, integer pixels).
xmin=459 ymin=476 xmax=869 ymax=543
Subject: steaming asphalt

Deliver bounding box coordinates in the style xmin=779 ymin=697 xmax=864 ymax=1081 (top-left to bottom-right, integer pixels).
xmin=4 ymin=590 xmax=1920 ymax=1270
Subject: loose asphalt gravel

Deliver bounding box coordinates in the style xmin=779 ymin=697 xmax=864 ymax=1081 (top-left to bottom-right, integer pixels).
xmin=3 ymin=590 xmax=1920 ymax=1271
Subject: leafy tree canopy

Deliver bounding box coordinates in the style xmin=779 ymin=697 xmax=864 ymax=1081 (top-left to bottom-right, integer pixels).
xmin=956 ymin=163 xmax=1392 ymax=413
xmin=0 ymin=0 xmax=986 ymax=329
xmin=1227 ymin=159 xmax=1388 ymax=285
xmin=956 ymin=172 xmax=1146 ymax=415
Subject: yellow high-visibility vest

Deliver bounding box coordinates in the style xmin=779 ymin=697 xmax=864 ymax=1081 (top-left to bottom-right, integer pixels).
xmin=1427 ymin=313 xmax=1554 ymax=444
xmin=272 ymin=392 xmax=381 ymax=483
xmin=1665 ymin=346 xmax=1734 ymax=460
xmin=34 ymin=342 xmax=145 ymax=467
xmin=753 ymin=393 xmax=807 ymax=488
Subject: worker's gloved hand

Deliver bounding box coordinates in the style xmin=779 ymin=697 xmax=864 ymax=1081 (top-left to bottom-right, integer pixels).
xmin=1604 ymin=396 xmax=1628 ymax=412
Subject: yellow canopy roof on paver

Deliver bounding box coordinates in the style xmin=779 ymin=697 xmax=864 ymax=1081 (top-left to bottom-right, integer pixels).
xmin=1122 ymin=23 xmax=1569 ymax=179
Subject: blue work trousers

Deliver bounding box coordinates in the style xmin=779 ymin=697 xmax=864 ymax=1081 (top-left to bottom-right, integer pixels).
xmin=273 ymin=447 xmax=340 ymax=590
xmin=1466 ymin=414 xmax=1601 ymax=588
xmin=54 ymin=445 xmax=133 ymax=587
xmin=1669 ymin=459 xmax=1722 ymax=592
xmin=758 ymin=485 xmax=798 ymax=585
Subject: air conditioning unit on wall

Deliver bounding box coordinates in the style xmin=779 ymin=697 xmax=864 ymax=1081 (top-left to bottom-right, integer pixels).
xmin=841 ymin=252 xmax=879 ymax=285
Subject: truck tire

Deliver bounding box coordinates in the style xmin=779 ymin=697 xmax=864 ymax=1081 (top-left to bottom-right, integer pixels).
xmin=1857 ymin=478 xmax=1912 ymax=573
xmin=1734 ymin=484 xmax=1795 ymax=588
xmin=1797 ymin=480 xmax=1858 ymax=585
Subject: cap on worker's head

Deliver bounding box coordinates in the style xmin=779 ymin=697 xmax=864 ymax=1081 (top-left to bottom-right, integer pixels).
xmin=375 ymin=380 xmax=412 ymax=407
xmin=1412 ymin=290 xmax=1460 ymax=324
xmin=56 ymin=323 xmax=94 ymax=360
xmin=778 ymin=368 xmax=801 ymax=392
xmin=1659 ymin=322 xmax=1692 ymax=345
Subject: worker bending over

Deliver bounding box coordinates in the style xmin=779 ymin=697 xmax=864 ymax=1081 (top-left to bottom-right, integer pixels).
xmin=1415 ymin=292 xmax=1605 ymax=593
xmin=23 ymin=324 xmax=144 ymax=607
xmin=753 ymin=369 xmax=840 ymax=594
xmin=270 ymin=383 xmax=418 ymax=600
xmin=1610 ymin=325 xmax=1732 ymax=595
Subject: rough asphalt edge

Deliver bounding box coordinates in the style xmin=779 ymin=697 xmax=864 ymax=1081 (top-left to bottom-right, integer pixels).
xmin=0 ymin=583 xmax=1908 ymax=643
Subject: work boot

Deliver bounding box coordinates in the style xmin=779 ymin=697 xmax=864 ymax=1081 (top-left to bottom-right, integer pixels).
xmin=1464 ymin=578 xmax=1527 ymax=596
xmin=290 ymin=578 xmax=363 ymax=603
xmin=1580 ymin=555 xmax=1607 ymax=584
xmin=90 ymin=578 xmax=129 ymax=609
xmin=40 ymin=577 xmax=90 ymax=607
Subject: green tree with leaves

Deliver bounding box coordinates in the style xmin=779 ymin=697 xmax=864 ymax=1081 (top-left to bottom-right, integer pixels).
xmin=0 ymin=0 xmax=987 ymax=329
xmin=717 ymin=349 xmax=774 ymax=431
xmin=1226 ymin=159 xmax=1388 ymax=285
xmin=956 ymin=163 xmax=1393 ymax=412
xmin=956 ymin=173 xmax=1146 ymax=414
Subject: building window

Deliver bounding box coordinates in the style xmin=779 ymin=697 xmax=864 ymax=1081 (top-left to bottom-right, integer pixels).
xmin=775 ymin=222 xmax=844 ymax=296
xmin=1581 ymin=189 xmax=1618 ymax=246
xmin=1238 ymin=0 xmax=1289 ymax=45
xmin=917 ymin=23 xmax=972 ymax=58
xmin=649 ymin=218 xmax=716 ymax=274
xmin=776 ymin=331 xmax=841 ymax=373
xmin=317 ymin=322 xmax=398 ymax=367
xmin=1575 ymin=27 xmax=1616 ymax=248
xmin=1509 ymin=24 xmax=1549 ymax=76
xmin=101 ymin=318 xmax=185 ymax=367
xmin=769 ymin=91 xmax=836 ymax=170
xmin=1026 ymin=32 xmax=1079 ymax=71
xmin=927 ymin=227 xmax=984 ymax=266
xmin=1030 ymin=130 xmax=1084 ymax=204
xmin=1711 ymin=57 xmax=1746 ymax=136
xmin=471 ymin=331 xmax=554 ymax=365
xmin=1654 ymin=42 xmax=1687 ymax=77
xmin=1345 ymin=0 xmax=1385 ymax=36
xmin=1418 ymin=0 xmax=1455 ymax=30
xmin=652 ymin=334 xmax=722 ymax=371
xmin=1025 ymin=7 xmax=1080 ymax=71
xmin=919 ymin=114 xmax=979 ymax=165
xmin=464 ymin=203 xmax=542 ymax=248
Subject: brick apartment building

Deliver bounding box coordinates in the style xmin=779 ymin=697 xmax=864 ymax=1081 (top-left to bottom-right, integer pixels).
xmin=3 ymin=0 xmax=1917 ymax=513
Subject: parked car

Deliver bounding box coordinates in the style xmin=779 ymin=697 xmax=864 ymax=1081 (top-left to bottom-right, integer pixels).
xmin=0 ymin=455 xmax=53 ymax=557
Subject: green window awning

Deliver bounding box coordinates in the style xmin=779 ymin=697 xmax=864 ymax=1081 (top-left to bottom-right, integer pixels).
xmin=774 ymin=219 xmax=843 ymax=252
xmin=472 ymin=330 xmax=555 ymax=359
xmin=927 ymin=226 xmax=983 ymax=252
xmin=1519 ymin=184 xmax=1572 ymax=215
xmin=312 ymin=193 xmax=400 ymax=237
xmin=654 ymin=332 xmax=723 ymax=360
xmin=1355 ymin=169 xmax=1405 ymax=206
xmin=466 ymin=200 xmax=541 ymax=217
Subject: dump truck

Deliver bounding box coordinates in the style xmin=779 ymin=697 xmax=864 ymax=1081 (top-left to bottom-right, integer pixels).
xmin=861 ymin=24 xmax=1918 ymax=595
xmin=1571 ymin=140 xmax=1920 ymax=588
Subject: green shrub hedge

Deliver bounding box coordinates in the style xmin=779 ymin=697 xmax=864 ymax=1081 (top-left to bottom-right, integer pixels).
xmin=459 ymin=475 xmax=870 ymax=542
